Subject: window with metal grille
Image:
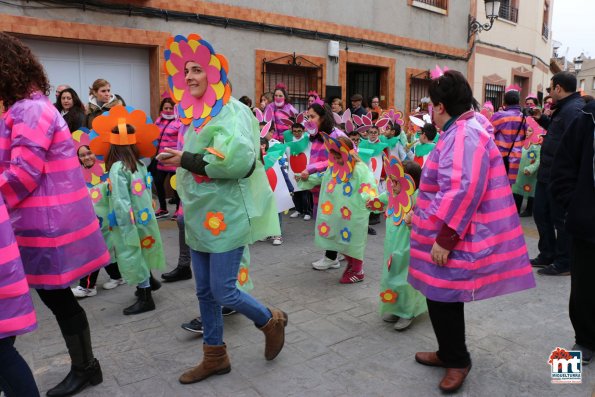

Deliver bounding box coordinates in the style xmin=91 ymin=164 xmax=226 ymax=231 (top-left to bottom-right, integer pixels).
xmin=484 ymin=83 xmax=505 ymax=110
xmin=499 ymin=0 xmax=519 ymax=23
xmin=262 ymin=54 xmax=322 ymax=113
xmin=347 ymin=64 xmax=381 ymax=108
xmin=409 ymin=73 xmax=431 ymax=114
xmin=412 ymin=0 xmax=447 ymax=10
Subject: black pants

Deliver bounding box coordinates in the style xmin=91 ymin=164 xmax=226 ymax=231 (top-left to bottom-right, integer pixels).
xmin=533 ymin=181 xmax=570 ymax=270
xmin=177 ymin=217 xmax=191 ymax=268
xmin=292 ymin=190 xmax=313 ymax=216
xmin=153 ymin=168 xmax=179 ymax=211
xmin=36 ymin=288 xmax=85 ymax=327
xmin=570 ymin=238 xmax=595 ymax=350
xmin=427 ymin=299 xmax=471 ymax=368
xmin=326 ymin=251 xmax=338 ymax=260
xmin=0 ymin=337 xmax=39 ymax=397
xmin=79 ymin=262 xmax=121 ymax=289
xmin=513 ymin=193 xmax=533 ymax=214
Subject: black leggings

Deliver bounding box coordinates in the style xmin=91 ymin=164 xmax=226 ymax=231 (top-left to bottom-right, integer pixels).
xmin=326 ymin=251 xmax=338 ymax=260
xmin=36 ymin=288 xmax=86 ymax=332
xmin=154 ymin=169 xmax=179 ymax=210
xmin=79 ymin=262 xmax=121 ymax=289
xmin=0 ymin=337 xmax=39 ymax=397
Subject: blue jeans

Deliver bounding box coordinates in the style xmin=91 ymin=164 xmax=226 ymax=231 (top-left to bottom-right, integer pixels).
xmin=0 ymin=337 xmax=40 ymax=397
xmin=191 ymin=247 xmax=271 ymax=345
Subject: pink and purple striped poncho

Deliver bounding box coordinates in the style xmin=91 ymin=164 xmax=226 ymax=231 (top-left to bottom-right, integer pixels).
xmin=490 ymin=105 xmax=528 ymax=184
xmin=0 ymin=93 xmax=109 ymax=289
xmin=408 ymin=110 xmax=535 ymax=302
xmin=0 ymin=193 xmax=37 ymax=339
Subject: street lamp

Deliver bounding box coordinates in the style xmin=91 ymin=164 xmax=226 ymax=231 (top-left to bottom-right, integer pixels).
xmin=468 ymin=0 xmax=501 ymax=39
xmin=574 ymin=57 xmax=583 ymax=74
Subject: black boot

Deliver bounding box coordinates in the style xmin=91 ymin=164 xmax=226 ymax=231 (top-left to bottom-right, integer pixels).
xmin=520 ymin=197 xmax=534 ymax=217
xmin=124 ymin=287 xmax=155 ymax=315
xmin=135 ymin=272 xmax=161 ymax=296
xmin=161 ymin=265 xmax=192 ymax=282
xmin=48 ymin=312 xmax=102 ymax=397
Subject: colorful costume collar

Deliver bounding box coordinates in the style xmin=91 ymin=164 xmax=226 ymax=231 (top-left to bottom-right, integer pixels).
xmin=322 ymin=133 xmax=355 ymax=183
xmin=383 ymin=155 xmax=415 ymax=225
xmin=164 ymin=34 xmax=232 ymax=128
xmin=71 ymin=127 xmax=107 ymax=187
xmin=89 ymin=105 xmax=160 ymax=159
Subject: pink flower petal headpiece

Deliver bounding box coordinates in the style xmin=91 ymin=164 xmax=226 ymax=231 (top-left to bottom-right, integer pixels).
xmin=430 ymin=65 xmax=449 ymax=80
xmin=164 ymin=34 xmax=232 ymax=129
xmin=352 ymin=111 xmax=373 ymax=133
xmin=505 ymin=84 xmax=521 ymax=93
xmin=333 ymin=108 xmax=356 ymax=134
xmin=378 ymin=108 xmax=405 ymax=128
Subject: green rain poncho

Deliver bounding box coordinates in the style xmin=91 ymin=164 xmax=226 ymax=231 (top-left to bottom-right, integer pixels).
xmin=108 ymin=162 xmax=165 ymax=284
xmin=177 ymin=98 xmax=280 ymax=253
xmin=376 ymin=191 xmax=427 ymax=318
xmin=511 ymin=144 xmax=540 ymax=198
xmin=299 ymin=161 xmax=377 ymax=260
xmin=89 ymin=182 xmax=116 ymax=262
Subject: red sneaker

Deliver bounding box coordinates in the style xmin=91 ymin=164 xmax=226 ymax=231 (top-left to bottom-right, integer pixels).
xmin=339 ymin=269 xmax=364 ymax=284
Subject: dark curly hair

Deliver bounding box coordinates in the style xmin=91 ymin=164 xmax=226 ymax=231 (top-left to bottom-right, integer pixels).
xmin=0 ymin=33 xmax=50 ymax=108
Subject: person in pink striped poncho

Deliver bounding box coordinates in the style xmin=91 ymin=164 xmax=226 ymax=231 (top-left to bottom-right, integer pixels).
xmin=407 ymin=70 xmax=535 ymax=393
xmin=0 ymin=192 xmax=39 ymax=396
xmin=0 ymin=34 xmax=109 ymax=397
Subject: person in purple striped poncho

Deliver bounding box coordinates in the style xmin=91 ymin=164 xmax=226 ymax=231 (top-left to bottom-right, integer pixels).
xmin=408 ymin=70 xmax=535 ymax=393
xmin=0 ymin=192 xmax=39 ymax=397
xmin=0 ymin=34 xmax=109 ymax=397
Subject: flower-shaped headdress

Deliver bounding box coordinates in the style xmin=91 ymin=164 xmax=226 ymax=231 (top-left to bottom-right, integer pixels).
xmin=322 ymin=133 xmax=355 ymax=183
xmin=164 ymin=34 xmax=232 ymax=128
xmin=260 ymin=121 xmax=273 ymax=138
xmin=277 ymin=108 xmax=318 ymax=135
xmin=383 ymin=155 xmax=415 ymax=225
xmin=255 ymin=105 xmax=274 ymax=125
xmin=430 ymin=65 xmax=449 ymax=80
xmin=72 ymin=127 xmax=107 ymax=186
xmin=480 ymin=101 xmax=494 ymax=120
xmin=89 ymin=105 xmax=160 ymax=159
xmin=524 ymin=117 xmax=546 ymax=149
xmin=505 ymin=84 xmax=521 ymax=93
xmin=379 ymin=108 xmax=405 ymax=127
xmin=333 ymin=108 xmax=356 ymax=134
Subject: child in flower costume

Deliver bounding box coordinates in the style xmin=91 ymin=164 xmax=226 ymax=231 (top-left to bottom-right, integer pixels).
xmin=370 ymin=157 xmax=426 ymax=330
xmin=159 ymin=34 xmax=287 ymax=384
xmin=299 ymin=135 xmax=378 ymax=283
xmin=89 ymin=105 xmax=165 ymax=315
xmin=511 ymin=117 xmax=544 ymax=216
xmin=71 ymin=128 xmax=124 ymax=298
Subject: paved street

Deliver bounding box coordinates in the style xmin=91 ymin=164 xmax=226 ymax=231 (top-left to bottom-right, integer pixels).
xmin=16 ymin=210 xmax=595 ymax=397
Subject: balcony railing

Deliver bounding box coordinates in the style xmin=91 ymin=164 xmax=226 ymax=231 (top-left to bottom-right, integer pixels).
xmin=498 ymin=5 xmax=519 ymax=23
xmin=413 ymin=0 xmax=448 ymax=10
xmin=542 ymin=23 xmax=550 ymax=39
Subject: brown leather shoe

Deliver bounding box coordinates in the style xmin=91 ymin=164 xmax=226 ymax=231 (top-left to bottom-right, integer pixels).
xmin=415 ymin=351 xmax=446 ymax=367
xmin=259 ymin=308 xmax=288 ymax=360
xmin=439 ymin=365 xmax=471 ymax=393
xmin=179 ymin=344 xmax=231 ymax=384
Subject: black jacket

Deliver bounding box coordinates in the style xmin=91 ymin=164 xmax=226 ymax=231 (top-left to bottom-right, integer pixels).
xmin=550 ymin=101 xmax=595 ymax=243
xmin=537 ymin=92 xmax=584 ymax=183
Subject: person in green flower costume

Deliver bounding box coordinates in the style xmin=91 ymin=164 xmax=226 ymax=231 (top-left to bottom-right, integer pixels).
xmin=158 ymin=34 xmax=287 ymax=384
xmin=299 ymin=135 xmax=378 ymax=284
xmin=511 ymin=117 xmax=544 ymax=217
xmin=89 ymin=105 xmax=166 ymax=315
xmin=368 ymin=156 xmax=427 ymax=331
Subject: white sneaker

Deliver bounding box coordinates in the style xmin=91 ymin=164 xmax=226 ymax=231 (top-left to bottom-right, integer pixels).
xmin=71 ymin=286 xmax=97 ymax=298
xmin=312 ymin=256 xmax=340 ymax=270
xmin=272 ymin=236 xmax=283 ymax=246
xmin=290 ymin=211 xmax=301 ymax=218
xmin=303 ymin=214 xmax=312 ymax=221
xmin=337 ymin=254 xmax=345 ymax=261
xmin=382 ymin=313 xmax=399 ymax=323
xmin=102 ymin=278 xmax=125 ymax=290
xmin=394 ymin=317 xmax=413 ymax=331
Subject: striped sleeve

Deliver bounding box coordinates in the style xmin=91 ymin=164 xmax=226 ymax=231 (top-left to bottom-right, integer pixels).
xmin=0 ymin=103 xmax=54 ymax=207
xmin=433 ymin=124 xmax=489 ymax=239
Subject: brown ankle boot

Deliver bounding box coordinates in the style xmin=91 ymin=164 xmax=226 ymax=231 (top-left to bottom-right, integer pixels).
xmin=259 ymin=308 xmax=288 ymax=360
xmin=179 ymin=344 xmax=231 ymax=384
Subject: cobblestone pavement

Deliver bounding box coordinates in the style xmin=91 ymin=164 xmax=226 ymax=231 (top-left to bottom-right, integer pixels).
xmin=15 ymin=210 xmax=595 ymax=397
